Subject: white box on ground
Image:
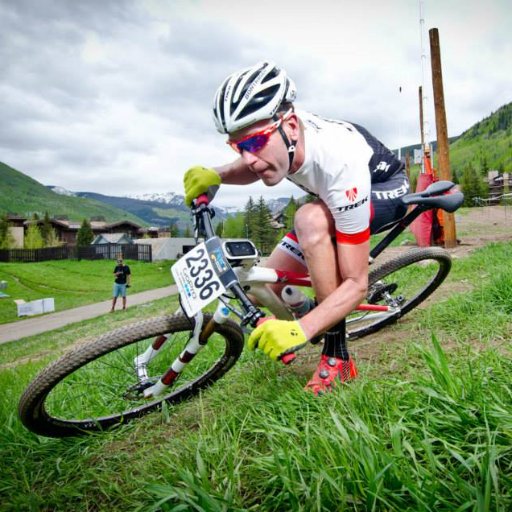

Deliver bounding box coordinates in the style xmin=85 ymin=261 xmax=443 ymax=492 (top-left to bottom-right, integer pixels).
xmin=14 ymin=298 xmax=55 ymax=317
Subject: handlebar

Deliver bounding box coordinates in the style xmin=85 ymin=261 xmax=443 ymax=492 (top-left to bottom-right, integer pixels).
xmin=191 ymin=194 xmax=265 ymax=329
xmin=281 ymin=353 xmax=297 ymax=365
xmin=192 ymin=194 xmax=297 ymax=365
xmin=192 ymin=196 xmax=295 ymax=365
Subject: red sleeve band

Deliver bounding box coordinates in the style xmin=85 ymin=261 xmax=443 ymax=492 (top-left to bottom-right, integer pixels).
xmin=336 ymin=227 xmax=370 ymax=245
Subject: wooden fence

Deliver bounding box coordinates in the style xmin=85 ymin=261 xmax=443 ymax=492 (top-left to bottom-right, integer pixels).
xmin=0 ymin=244 xmax=152 ymax=263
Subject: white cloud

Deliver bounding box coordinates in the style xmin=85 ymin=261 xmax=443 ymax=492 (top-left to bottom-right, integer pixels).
xmin=0 ymin=0 xmax=510 ymax=209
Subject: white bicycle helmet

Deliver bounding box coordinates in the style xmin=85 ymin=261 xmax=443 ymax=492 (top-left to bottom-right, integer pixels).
xmin=213 ymin=61 xmax=297 ymax=134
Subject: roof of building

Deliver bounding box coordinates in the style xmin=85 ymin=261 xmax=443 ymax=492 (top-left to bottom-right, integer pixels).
xmin=92 ymin=233 xmax=133 ymax=244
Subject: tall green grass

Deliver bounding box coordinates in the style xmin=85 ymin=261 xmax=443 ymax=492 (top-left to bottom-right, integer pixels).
xmin=0 ymin=242 xmax=511 ymax=511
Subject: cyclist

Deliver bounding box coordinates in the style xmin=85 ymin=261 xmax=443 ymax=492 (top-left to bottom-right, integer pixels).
xmin=184 ymin=61 xmax=409 ymax=395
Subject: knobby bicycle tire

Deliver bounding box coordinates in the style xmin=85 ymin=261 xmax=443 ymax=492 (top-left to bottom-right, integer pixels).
xmin=346 ymin=247 xmax=452 ymax=340
xmin=19 ymin=313 xmax=244 ymax=438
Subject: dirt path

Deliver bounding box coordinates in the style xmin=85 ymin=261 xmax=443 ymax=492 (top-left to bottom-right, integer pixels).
xmin=0 ymin=285 xmax=178 ymax=345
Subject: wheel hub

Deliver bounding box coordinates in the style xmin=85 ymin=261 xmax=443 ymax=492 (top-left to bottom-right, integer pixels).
xmin=367 ymin=282 xmax=398 ymax=303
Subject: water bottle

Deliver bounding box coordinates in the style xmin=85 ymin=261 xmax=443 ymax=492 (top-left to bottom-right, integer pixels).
xmin=281 ymin=285 xmax=315 ymax=318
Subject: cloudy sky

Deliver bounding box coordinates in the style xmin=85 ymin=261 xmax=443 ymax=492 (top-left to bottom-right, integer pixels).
xmin=1 ymin=0 xmax=510 ymax=208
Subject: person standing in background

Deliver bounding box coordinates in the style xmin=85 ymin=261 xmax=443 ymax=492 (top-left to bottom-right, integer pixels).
xmin=111 ymin=257 xmax=131 ymax=312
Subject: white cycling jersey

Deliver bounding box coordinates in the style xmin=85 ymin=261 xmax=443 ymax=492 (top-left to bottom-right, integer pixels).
xmin=288 ymin=110 xmax=405 ymax=245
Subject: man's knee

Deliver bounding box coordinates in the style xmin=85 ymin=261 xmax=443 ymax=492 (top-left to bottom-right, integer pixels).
xmin=294 ymin=202 xmax=334 ymax=245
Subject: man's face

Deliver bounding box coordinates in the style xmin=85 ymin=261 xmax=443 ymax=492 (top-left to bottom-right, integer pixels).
xmin=228 ymin=114 xmax=296 ymax=186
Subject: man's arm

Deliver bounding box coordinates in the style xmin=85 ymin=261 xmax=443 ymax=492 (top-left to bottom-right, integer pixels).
xmin=299 ymin=240 xmax=369 ymax=339
xmin=214 ymin=158 xmax=260 ymax=185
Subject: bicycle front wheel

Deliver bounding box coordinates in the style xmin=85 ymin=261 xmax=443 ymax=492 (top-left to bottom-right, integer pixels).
xmin=19 ymin=313 xmax=244 ymax=438
xmin=347 ymin=247 xmax=452 ymax=340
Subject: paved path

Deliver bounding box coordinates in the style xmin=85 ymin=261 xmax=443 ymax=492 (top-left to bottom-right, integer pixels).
xmin=0 ymin=285 xmax=178 ymax=345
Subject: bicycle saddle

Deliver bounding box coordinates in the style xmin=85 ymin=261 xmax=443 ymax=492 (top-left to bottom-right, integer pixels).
xmin=401 ymin=180 xmax=464 ymax=213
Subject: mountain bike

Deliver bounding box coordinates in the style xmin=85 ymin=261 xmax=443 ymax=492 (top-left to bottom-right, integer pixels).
xmin=19 ymin=181 xmax=463 ymax=437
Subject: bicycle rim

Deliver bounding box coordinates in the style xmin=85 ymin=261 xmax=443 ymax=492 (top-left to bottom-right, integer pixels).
xmin=19 ymin=314 xmax=244 ymax=437
xmin=346 ymin=247 xmax=452 ymax=340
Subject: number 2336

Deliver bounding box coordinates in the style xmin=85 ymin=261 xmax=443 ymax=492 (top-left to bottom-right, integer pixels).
xmin=185 ymin=248 xmax=221 ymax=300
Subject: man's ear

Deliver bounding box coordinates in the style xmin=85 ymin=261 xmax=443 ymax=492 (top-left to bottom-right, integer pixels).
xmin=286 ymin=113 xmax=300 ymax=139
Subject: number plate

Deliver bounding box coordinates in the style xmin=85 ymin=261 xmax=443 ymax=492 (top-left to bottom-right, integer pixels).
xmin=171 ymin=237 xmax=237 ymax=317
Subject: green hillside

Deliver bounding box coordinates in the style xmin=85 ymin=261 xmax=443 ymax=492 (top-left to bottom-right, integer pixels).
xmin=449 ymin=102 xmax=512 ymax=176
xmin=0 ymin=162 xmax=147 ymax=224
xmin=398 ymin=101 xmax=512 ymax=182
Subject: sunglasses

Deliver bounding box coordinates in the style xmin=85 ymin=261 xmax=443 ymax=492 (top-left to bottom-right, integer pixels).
xmin=227 ymin=109 xmax=292 ymax=154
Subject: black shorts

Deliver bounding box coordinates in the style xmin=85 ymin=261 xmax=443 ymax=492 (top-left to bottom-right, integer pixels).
xmin=370 ymin=169 xmax=410 ymax=234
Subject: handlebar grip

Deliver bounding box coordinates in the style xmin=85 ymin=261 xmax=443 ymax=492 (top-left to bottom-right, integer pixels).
xmin=280 ymin=353 xmax=296 ymax=365
xmin=194 ymin=194 xmax=210 ymax=206
xmin=255 ymin=317 xmax=296 ymax=365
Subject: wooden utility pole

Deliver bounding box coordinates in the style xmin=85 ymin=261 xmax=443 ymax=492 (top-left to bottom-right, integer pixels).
xmin=429 ymin=28 xmax=457 ymax=248
xmin=419 ymin=86 xmax=425 ymax=152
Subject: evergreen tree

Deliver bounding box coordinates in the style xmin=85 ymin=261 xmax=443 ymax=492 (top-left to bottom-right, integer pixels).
xmin=460 ymin=164 xmax=487 ymax=206
xmin=244 ymin=197 xmax=257 ymax=239
xmin=183 ymin=225 xmax=192 ymax=238
xmin=223 ymin=213 xmax=245 ymax=238
xmin=215 ymin=221 xmax=224 ymax=237
xmin=283 ymin=196 xmax=298 ymax=231
xmin=76 ymin=219 xmax=94 ymax=247
xmin=24 ymin=223 xmax=44 ymax=249
xmin=253 ymin=196 xmax=277 ymax=255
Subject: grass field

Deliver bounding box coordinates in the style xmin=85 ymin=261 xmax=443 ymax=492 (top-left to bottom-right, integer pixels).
xmin=0 ymin=241 xmax=511 ymax=511
xmin=0 ymin=259 xmax=175 ymax=324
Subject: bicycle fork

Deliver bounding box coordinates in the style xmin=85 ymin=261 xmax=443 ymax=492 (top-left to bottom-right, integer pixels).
xmin=136 ymin=303 xmax=231 ymax=399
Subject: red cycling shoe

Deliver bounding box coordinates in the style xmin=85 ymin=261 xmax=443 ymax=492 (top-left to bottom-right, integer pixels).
xmin=305 ymin=355 xmax=358 ymax=395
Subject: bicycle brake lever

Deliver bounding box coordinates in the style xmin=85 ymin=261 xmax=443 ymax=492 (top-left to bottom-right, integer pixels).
xmin=280 ymin=353 xmax=296 ymax=365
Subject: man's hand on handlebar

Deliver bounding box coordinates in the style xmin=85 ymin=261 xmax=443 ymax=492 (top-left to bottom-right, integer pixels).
xmin=248 ymin=319 xmax=308 ymax=361
xmin=184 ymin=166 xmax=221 ymax=206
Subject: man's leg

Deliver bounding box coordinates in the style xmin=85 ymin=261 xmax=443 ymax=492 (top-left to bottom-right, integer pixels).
xmin=293 ymin=201 xmax=357 ymax=393
xmin=112 ymin=283 xmax=122 ymax=312
xmin=111 ymin=284 xmax=118 ymax=312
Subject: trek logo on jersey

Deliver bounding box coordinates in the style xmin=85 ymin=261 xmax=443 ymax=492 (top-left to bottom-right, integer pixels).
xmin=372 ymin=182 xmax=409 ymax=200
xmin=373 ymin=161 xmax=391 ymax=173
xmin=345 ymin=187 xmax=358 ymax=202
xmin=337 ymin=195 xmax=369 ymax=212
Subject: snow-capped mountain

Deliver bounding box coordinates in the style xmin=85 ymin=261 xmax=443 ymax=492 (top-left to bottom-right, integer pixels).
xmin=266 ymin=197 xmax=291 ymax=214
xmin=125 ymin=191 xmax=184 ymax=207
xmin=49 ymin=184 xmax=297 ymax=226
xmin=48 ymin=185 xmax=77 ymax=197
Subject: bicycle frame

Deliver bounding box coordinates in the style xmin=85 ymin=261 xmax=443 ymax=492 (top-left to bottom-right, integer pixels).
xmin=229 ymin=265 xmax=394 ymax=324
